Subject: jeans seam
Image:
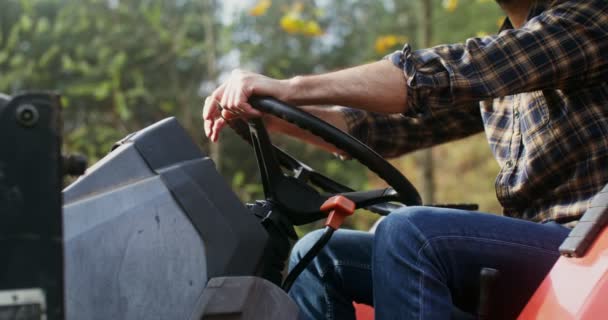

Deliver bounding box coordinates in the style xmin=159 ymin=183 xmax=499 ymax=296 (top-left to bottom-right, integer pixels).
xmin=416 ymin=243 xmax=430 ymax=320
xmin=395 ymin=214 xmax=430 ymax=320
xmin=422 ymin=235 xmax=562 ymax=255
xmin=324 ymin=282 xmax=333 ymax=320
xmin=319 ymin=261 xmax=372 ymax=320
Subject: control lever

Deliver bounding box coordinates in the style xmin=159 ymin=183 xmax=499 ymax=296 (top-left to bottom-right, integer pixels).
xmin=282 ymin=196 xmax=356 ymax=292
xmin=322 ymin=196 xmax=356 ymax=229
xmin=478 ymin=267 xmax=500 ymax=320
xmin=338 ymin=188 xmax=399 ymax=208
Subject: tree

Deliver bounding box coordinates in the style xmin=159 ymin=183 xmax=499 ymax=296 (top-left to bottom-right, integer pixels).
xmin=418 ymin=0 xmax=436 ymax=204
xmin=0 ymin=0 xmax=505 ymax=232
xmin=0 ymin=0 xmax=221 ymax=160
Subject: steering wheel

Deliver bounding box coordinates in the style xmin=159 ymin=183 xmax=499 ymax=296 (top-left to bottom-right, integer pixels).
xmin=228 ymin=96 xmax=422 ymax=225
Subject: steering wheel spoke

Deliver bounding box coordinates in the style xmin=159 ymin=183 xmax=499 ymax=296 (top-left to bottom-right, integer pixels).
xmin=247 ymin=118 xmax=284 ymax=200
xmin=338 ymin=188 xmax=399 ymax=207
xmin=275 ymin=151 xmax=404 ymax=216
xmin=272 ymin=146 xmax=315 ymax=182
xmin=229 ymin=96 xmax=421 ymax=226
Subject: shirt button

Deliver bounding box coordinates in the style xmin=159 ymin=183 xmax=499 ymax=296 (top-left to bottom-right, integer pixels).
xmin=514 ymin=111 xmax=520 ymax=119
xmin=506 ymin=160 xmax=513 ymax=168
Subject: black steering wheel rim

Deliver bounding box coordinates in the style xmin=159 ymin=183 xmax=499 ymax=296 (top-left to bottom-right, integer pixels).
xmin=250 ymin=96 xmax=420 ymax=201
xmin=226 ymin=96 xmax=421 ymax=225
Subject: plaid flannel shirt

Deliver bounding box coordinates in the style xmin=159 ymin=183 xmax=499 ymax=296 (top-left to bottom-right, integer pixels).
xmin=341 ymin=0 xmax=608 ymax=222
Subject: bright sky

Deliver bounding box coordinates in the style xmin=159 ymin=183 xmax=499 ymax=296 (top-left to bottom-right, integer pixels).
xmin=221 ymin=0 xmax=254 ymax=24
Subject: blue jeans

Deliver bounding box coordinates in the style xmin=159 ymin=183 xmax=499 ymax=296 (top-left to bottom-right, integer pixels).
xmin=288 ymin=206 xmax=569 ymax=320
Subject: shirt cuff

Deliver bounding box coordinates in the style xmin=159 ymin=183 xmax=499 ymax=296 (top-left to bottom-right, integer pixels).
xmin=385 ymin=49 xmax=406 ymax=69
xmin=385 ymin=44 xmax=432 ymax=119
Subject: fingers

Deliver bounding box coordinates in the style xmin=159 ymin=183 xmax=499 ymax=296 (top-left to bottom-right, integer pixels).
xmin=203 ymin=83 xmax=225 ymax=121
xmin=202 ymin=96 xmax=216 ymax=122
xmin=210 ymin=116 xmax=225 ymax=142
xmin=203 ymin=83 xmax=227 ymax=139
xmin=203 ymin=97 xmax=217 ymax=139
xmin=203 ymin=96 xmax=252 ymax=141
xmin=236 ymin=101 xmax=262 ymax=117
xmin=220 ymin=70 xmax=262 ymax=118
xmin=204 ymin=99 xmax=229 ymax=141
xmin=203 ymin=69 xmax=269 ymax=141
xmin=221 ymin=108 xmax=242 ymax=121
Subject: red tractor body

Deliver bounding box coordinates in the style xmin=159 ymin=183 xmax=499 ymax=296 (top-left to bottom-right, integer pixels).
xmin=518 ymin=227 xmax=608 ymax=319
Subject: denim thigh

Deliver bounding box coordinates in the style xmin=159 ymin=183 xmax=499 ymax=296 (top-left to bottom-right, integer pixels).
xmin=373 ymin=206 xmax=570 ymax=320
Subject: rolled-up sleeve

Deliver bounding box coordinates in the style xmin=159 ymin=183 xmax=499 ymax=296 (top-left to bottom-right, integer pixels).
xmin=393 ymin=0 xmax=607 ymax=117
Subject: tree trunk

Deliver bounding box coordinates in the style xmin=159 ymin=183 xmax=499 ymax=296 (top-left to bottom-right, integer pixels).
xmin=418 ymin=0 xmax=435 ymax=204
xmin=203 ymin=0 xmax=221 ymax=171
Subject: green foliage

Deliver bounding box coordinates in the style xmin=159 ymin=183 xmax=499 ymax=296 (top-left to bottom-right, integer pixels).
xmin=0 ymin=0 xmax=217 ymax=161
xmin=0 ymin=0 xmax=506 ymax=234
xmin=234 ymin=0 xmax=419 ymax=76
xmin=432 ymin=0 xmax=505 ymax=44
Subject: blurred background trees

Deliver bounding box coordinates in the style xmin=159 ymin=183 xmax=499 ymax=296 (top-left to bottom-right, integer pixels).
xmin=0 ymin=0 xmax=503 ymax=233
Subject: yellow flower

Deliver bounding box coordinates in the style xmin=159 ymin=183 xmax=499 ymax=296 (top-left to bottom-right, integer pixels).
xmin=249 ymin=0 xmax=271 ymax=17
xmin=476 ymin=31 xmax=489 ymax=37
xmin=280 ymin=13 xmax=302 ymax=34
xmin=279 ymin=10 xmax=324 ymax=37
xmin=443 ymin=0 xmax=458 ymax=12
xmin=302 ymin=20 xmax=323 ymax=36
xmin=374 ymin=35 xmax=408 ymax=54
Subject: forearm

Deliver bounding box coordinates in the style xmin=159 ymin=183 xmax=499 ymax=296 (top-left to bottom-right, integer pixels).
xmin=284 ymin=60 xmax=408 ymax=114
xmin=271 ymin=102 xmax=484 ymax=159
xmin=342 ymin=103 xmax=484 ymax=158
xmin=265 ymin=106 xmax=349 ymax=155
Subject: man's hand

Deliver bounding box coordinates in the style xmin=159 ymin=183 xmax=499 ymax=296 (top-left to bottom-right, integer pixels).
xmin=202 ymin=69 xmax=291 ymax=142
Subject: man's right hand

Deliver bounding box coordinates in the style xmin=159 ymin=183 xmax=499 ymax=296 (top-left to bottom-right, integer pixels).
xmin=202 ymin=69 xmax=351 ymax=156
xmin=202 ymin=69 xmax=289 ymax=142
xmin=203 ymin=98 xmax=351 ymax=155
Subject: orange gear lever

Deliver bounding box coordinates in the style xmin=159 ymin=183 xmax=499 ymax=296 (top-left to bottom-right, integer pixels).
xmin=321 ymin=195 xmax=356 ymax=230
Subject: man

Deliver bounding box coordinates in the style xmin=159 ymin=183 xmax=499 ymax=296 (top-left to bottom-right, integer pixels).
xmin=202 ymin=0 xmax=607 ymax=318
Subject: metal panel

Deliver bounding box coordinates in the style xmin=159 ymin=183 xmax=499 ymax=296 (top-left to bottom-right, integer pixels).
xmin=64 ymin=176 xmax=207 ymax=320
